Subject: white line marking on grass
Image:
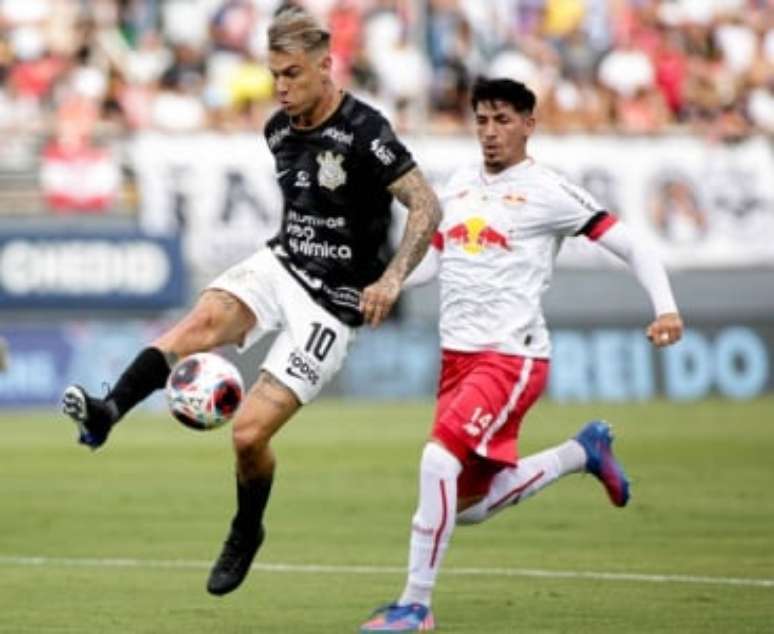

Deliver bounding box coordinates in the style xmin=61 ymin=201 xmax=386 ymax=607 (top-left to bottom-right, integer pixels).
xmin=1 ymin=556 xmax=772 ymax=589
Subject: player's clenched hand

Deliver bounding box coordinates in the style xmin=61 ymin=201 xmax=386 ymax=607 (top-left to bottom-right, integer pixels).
xmin=646 ymin=312 xmax=683 ymax=348
xmin=360 ymin=271 xmax=402 ymax=327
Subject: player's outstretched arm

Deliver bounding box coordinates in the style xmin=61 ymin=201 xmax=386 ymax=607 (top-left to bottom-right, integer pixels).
xmin=594 ymin=221 xmax=684 ymax=347
xmin=360 ymin=167 xmax=442 ymax=326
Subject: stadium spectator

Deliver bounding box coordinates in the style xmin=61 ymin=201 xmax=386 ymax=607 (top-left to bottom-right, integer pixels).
xmin=425 ymin=0 xmax=481 ymax=129
xmin=597 ymin=38 xmax=656 ymax=101
xmin=0 ymin=0 xmax=771 ymax=220
xmin=327 ymin=0 xmax=363 ymax=85
xmin=650 ymin=175 xmax=708 ymax=244
xmin=0 ymin=0 xmax=771 ymax=138
xmin=360 ymin=77 xmax=683 ymax=633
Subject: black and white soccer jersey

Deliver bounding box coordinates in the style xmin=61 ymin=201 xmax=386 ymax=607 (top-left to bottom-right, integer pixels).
xmin=264 ymin=93 xmax=416 ymax=326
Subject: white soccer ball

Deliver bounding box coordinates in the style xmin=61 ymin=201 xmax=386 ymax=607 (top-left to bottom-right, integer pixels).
xmin=165 ymin=352 xmax=244 ymax=431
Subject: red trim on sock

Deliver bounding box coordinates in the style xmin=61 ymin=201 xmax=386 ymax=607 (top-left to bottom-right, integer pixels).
xmin=429 ymin=480 xmax=448 ymax=568
xmin=486 ymin=470 xmax=545 ymax=511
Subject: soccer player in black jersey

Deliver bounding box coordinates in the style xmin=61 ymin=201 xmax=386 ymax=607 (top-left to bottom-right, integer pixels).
xmin=61 ymin=6 xmax=441 ymax=596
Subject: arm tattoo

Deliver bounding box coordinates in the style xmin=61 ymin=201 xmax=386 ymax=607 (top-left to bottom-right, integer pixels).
xmin=208 ymin=289 xmax=241 ymax=310
xmin=386 ymin=167 xmax=442 ymax=281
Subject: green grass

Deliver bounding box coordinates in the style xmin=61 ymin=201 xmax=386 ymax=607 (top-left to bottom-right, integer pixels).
xmin=1 ymin=398 xmax=773 ymax=633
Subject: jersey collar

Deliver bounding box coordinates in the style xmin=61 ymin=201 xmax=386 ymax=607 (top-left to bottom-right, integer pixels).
xmin=479 ymin=157 xmax=534 ymax=185
xmin=290 ymin=91 xmax=351 ymax=133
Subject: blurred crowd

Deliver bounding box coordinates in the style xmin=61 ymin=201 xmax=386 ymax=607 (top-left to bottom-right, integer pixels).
xmin=0 ymin=0 xmax=772 ymax=147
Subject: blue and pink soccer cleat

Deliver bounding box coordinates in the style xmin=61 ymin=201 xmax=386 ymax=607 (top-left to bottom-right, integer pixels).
xmin=360 ymin=603 xmax=435 ymax=632
xmin=574 ymin=421 xmax=630 ymax=507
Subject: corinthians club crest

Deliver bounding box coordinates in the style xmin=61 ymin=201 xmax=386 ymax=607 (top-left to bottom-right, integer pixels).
xmin=317 ymin=151 xmax=347 ymax=191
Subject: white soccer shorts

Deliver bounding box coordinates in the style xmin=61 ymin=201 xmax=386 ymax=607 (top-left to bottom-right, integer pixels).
xmin=207 ymin=248 xmax=354 ymax=404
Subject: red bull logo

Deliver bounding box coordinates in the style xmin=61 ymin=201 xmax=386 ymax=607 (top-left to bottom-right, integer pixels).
xmin=503 ymin=193 xmax=527 ymax=206
xmin=446 ymin=216 xmax=510 ymax=254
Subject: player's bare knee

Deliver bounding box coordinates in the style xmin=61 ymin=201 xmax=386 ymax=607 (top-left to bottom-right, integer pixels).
xmin=232 ymin=422 xmax=275 ymax=479
xmin=232 ymin=420 xmax=270 ymax=454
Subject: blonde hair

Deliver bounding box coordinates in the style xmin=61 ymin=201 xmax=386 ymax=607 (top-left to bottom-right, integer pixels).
xmin=268 ymin=6 xmax=330 ymax=54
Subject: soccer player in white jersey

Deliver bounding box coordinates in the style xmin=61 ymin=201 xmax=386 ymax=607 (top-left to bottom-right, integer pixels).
xmin=360 ymin=78 xmax=684 ymax=632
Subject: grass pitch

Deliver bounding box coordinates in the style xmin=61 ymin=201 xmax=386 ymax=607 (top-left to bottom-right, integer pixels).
xmin=1 ymin=398 xmax=772 ymax=633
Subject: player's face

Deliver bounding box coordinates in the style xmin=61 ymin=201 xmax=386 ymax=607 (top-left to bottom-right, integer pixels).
xmin=269 ymin=48 xmax=331 ymax=119
xmin=475 ymin=100 xmax=535 ymax=173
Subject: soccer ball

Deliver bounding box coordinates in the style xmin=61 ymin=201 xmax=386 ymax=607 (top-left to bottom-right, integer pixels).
xmin=165 ymin=352 xmax=244 ymax=431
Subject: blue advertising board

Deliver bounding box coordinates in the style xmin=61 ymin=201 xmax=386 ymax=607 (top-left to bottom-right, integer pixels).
xmin=0 ymin=231 xmax=186 ymax=310
xmin=0 ymin=321 xmax=771 ymax=408
xmin=549 ymin=326 xmax=771 ymax=402
xmin=336 ymin=323 xmax=773 ymax=402
xmin=0 ymin=321 xmax=169 ymax=408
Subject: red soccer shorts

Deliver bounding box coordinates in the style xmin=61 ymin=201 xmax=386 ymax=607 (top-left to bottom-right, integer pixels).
xmin=431 ymin=349 xmax=549 ymax=498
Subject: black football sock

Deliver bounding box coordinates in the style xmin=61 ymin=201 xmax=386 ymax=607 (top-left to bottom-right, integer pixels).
xmin=232 ymin=475 xmax=274 ymax=536
xmin=105 ymin=347 xmax=171 ymax=423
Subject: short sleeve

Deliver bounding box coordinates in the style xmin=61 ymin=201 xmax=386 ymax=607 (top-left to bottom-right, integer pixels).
xmin=357 ymin=112 xmax=416 ymax=188
xmin=263 ymin=111 xmax=289 ymax=155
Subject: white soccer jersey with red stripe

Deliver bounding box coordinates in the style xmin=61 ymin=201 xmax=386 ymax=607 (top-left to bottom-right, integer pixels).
xmin=435 ymin=158 xmax=615 ymax=358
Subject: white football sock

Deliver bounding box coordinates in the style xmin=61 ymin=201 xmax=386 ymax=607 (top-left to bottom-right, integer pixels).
xmin=457 ymin=440 xmax=585 ymax=525
xmin=398 ymin=443 xmax=462 ymax=608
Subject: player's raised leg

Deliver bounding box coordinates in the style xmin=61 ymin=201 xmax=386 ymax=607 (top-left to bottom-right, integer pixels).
xmin=456 ymin=420 xmax=629 ymax=525
xmin=456 ymin=436 xmax=586 ymax=524
xmin=206 ymin=370 xmax=300 ymax=596
xmin=61 ymin=290 xmax=255 ymax=449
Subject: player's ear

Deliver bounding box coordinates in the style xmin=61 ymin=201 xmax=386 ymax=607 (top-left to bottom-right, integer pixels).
xmin=319 ymin=52 xmax=333 ymax=74
xmin=523 ymin=114 xmax=536 ymax=137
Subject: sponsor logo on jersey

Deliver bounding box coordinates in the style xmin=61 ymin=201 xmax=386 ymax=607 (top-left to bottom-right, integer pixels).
xmin=285 ymin=350 xmax=320 ymax=385
xmin=328 ymin=285 xmax=360 ymax=309
xmin=288 ymin=209 xmax=346 ymax=229
xmin=502 ymin=193 xmax=527 ymax=206
xmin=321 ymin=127 xmax=354 ymax=146
xmin=287 ymin=261 xmax=323 ymax=289
xmin=317 ymin=151 xmax=347 ymax=191
xmin=267 ymin=125 xmax=291 ymax=149
xmin=445 ymin=216 xmax=511 ymax=254
xmin=370 ymin=138 xmax=396 ymax=166
xmin=441 ymin=189 xmax=469 ymax=204
xmin=288 ymin=238 xmax=353 ymax=260
xmin=295 ymin=171 xmax=311 ymax=188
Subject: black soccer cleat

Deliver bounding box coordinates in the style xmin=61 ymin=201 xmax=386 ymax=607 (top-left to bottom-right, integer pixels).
xmin=61 ymin=385 xmax=115 ymax=450
xmin=206 ymin=524 xmax=265 ymax=596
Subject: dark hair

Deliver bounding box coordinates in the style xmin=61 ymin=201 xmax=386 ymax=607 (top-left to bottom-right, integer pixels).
xmin=470 ymin=77 xmax=536 ymax=114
